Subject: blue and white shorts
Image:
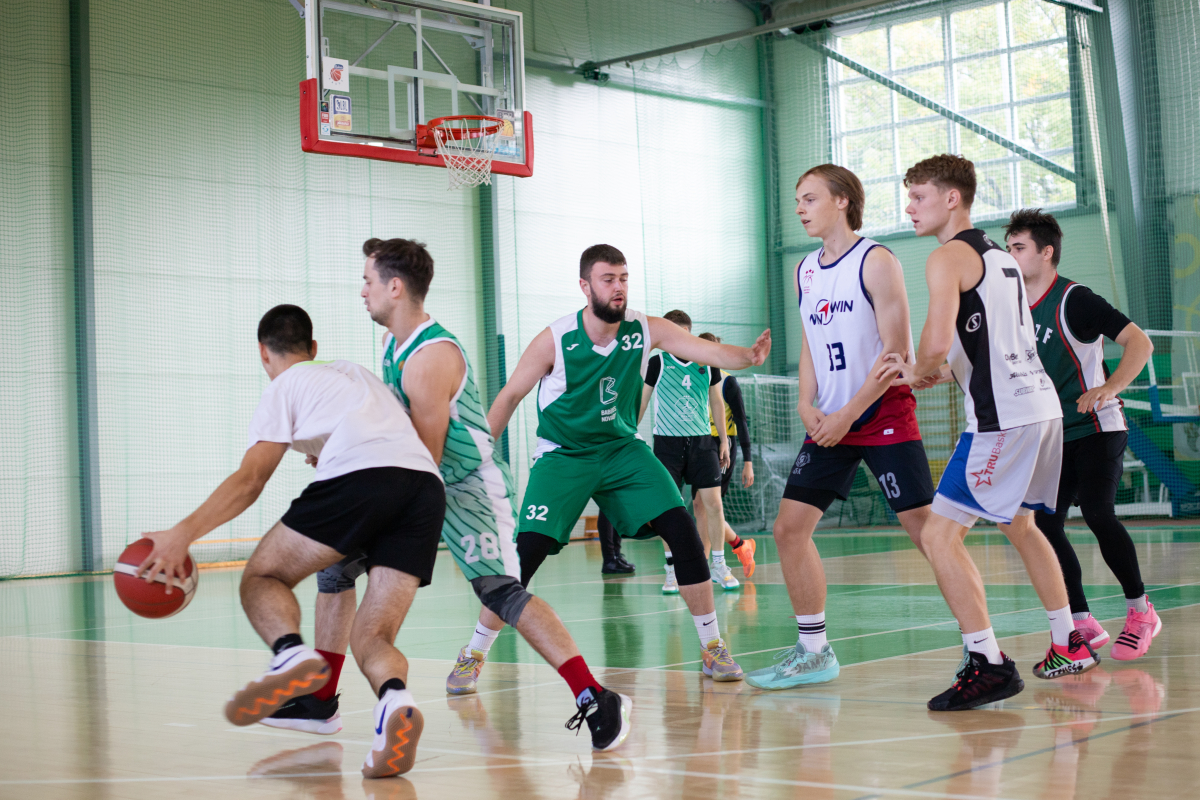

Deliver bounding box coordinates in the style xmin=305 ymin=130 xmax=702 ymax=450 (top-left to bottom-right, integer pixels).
xmin=932 ymin=419 xmax=1062 ymax=526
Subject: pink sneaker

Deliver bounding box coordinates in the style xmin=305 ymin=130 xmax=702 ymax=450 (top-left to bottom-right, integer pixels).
xmin=1074 ymin=614 xmax=1110 ymax=649
xmin=1110 ymin=601 xmax=1161 ymax=661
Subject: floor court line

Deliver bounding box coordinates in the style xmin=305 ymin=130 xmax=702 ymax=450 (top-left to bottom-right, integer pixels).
xmin=12 ymin=593 xmax=1195 ymax=729
xmin=659 ymin=581 xmax=1200 ymax=668
xmin=879 ymin=712 xmax=1184 ymax=799
xmin=246 ymin=702 xmax=1200 ymax=770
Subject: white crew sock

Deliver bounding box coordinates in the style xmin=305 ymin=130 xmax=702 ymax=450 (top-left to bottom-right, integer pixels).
xmin=381 ymin=687 xmax=416 ymax=708
xmin=1127 ymin=594 xmax=1149 ymax=614
xmin=693 ymin=612 xmax=720 ymax=647
xmin=963 ymin=627 xmax=1003 ymax=665
xmin=796 ymin=612 xmax=828 ymax=652
xmin=1071 ymin=611 xmax=1092 ymax=621
xmin=1047 ymin=604 xmax=1074 ymax=646
xmin=712 ymin=551 xmax=726 ymax=569
xmin=468 ymin=623 xmax=502 ymax=655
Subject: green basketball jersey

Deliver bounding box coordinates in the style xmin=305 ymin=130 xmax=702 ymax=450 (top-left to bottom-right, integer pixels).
xmin=382 ymin=319 xmax=497 ymax=484
xmin=1029 ymin=275 xmax=1127 ymax=442
xmin=650 ymin=353 xmax=714 ymax=437
xmin=534 ymin=308 xmax=652 ymax=454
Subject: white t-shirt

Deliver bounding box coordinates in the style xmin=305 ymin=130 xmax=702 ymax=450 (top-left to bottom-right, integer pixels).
xmin=246 ymin=360 xmax=440 ymax=483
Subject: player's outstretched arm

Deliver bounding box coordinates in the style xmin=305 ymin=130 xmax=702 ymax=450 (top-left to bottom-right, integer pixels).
xmin=649 ymin=317 xmax=771 ymax=370
xmin=138 ymin=441 xmax=288 ymax=588
xmin=403 ymin=341 xmax=466 ymax=464
xmin=487 ymin=326 xmax=555 ymax=440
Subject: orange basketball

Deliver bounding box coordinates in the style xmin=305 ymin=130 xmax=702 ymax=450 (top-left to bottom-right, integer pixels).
xmin=113 ymin=538 xmax=198 ymax=618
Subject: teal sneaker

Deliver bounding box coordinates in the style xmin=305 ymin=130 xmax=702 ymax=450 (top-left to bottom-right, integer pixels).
xmin=745 ymin=642 xmax=840 ymax=690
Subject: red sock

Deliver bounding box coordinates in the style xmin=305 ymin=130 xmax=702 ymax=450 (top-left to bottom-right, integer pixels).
xmin=731 ymin=536 xmax=744 ymax=550
xmin=558 ymin=655 xmax=603 ymax=704
xmin=313 ymin=650 xmax=345 ymax=701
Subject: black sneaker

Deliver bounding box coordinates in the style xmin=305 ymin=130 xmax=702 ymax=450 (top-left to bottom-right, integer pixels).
xmin=928 ymin=652 xmax=1025 ymax=711
xmin=601 ymin=558 xmax=636 ymax=575
xmin=259 ymin=692 xmax=342 ymax=734
xmin=564 ymin=689 xmax=632 ymax=751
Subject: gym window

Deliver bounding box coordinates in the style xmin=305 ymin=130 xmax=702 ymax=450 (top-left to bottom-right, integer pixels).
xmin=829 ymin=0 xmax=1076 ymax=234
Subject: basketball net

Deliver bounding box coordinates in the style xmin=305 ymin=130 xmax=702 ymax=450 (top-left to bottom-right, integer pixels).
xmin=431 ymin=117 xmax=501 ymax=190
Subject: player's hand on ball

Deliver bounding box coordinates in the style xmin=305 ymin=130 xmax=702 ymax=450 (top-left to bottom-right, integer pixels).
xmin=747 ymin=329 xmax=771 ymax=366
xmin=742 ymin=461 xmax=754 ymax=489
xmin=137 ymin=528 xmax=192 ymax=594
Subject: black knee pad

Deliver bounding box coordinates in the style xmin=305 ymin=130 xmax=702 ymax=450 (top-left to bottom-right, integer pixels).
xmin=649 ymin=506 xmax=710 ymax=586
xmin=316 ymin=551 xmax=367 ymax=594
xmin=471 ymin=575 xmax=534 ymax=628
xmin=516 ymin=530 xmax=556 ymax=587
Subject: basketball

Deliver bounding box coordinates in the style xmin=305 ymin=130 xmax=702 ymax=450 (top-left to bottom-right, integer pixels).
xmin=112 ymin=538 xmax=198 ymax=618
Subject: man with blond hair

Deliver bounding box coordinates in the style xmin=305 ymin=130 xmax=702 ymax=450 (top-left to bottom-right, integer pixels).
xmin=746 ymin=164 xmax=934 ymax=691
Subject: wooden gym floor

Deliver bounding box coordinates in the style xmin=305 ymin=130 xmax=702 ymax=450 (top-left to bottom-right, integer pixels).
xmin=2 ymin=526 xmax=1199 ymax=799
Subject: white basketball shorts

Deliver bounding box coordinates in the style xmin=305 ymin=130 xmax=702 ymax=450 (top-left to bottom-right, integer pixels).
xmin=932 ymin=418 xmax=1063 ymax=526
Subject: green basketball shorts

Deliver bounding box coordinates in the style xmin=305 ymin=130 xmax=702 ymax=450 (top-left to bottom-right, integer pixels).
xmin=518 ymin=436 xmax=685 ymax=554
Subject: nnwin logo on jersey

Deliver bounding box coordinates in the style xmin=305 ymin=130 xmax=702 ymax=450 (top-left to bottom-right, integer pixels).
xmin=809 ymin=298 xmax=853 ymax=326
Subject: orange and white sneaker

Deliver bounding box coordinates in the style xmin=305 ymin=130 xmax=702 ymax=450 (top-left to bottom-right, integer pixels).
xmin=446 ymin=646 xmax=485 ymax=695
xmin=1111 ymin=601 xmax=1162 ymax=661
xmin=1074 ymin=614 xmax=1110 ymax=649
xmin=225 ymin=645 xmax=330 ymax=726
xmin=701 ymin=638 xmax=744 ymax=681
xmin=1033 ymin=631 xmax=1100 ymax=679
xmin=733 ymin=538 xmax=757 ymax=578
xmin=362 ymin=689 xmax=424 ymax=779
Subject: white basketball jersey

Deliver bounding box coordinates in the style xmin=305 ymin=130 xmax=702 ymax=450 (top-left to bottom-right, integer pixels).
xmin=797 ymin=237 xmax=912 ymax=416
xmin=947 ymin=230 xmax=1062 ymax=432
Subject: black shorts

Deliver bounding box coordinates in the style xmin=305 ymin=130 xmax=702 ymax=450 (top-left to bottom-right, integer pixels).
xmin=281 ymin=467 xmax=445 ymax=586
xmin=654 ymin=434 xmax=722 ymax=491
xmin=692 ymin=437 xmax=735 ymax=499
xmin=783 ymin=439 xmax=934 ymax=513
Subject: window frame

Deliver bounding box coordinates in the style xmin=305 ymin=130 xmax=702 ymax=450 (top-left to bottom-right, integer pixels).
xmin=828 ymin=0 xmax=1078 ymax=235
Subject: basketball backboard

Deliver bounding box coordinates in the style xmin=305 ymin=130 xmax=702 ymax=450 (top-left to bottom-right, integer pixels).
xmin=300 ymin=0 xmax=533 ymax=177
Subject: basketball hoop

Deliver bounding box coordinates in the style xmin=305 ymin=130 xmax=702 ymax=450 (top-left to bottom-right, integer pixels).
xmin=420 ymin=115 xmax=504 ymax=189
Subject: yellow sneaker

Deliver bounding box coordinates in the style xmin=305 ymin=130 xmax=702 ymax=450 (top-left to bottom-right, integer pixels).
xmin=701 ymin=638 xmax=744 ymax=681
xmin=446 ymin=646 xmax=485 ymax=695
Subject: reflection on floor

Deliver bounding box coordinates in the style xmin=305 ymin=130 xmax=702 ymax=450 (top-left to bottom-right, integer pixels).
xmin=2 ymin=527 xmax=1198 ymax=799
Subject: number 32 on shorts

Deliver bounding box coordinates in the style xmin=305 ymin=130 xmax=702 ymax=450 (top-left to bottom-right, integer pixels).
xmin=525 ymin=504 xmax=549 ymax=521
xmin=460 ymin=532 xmax=501 ymax=563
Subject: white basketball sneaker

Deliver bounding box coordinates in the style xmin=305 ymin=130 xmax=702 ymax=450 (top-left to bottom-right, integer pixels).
xmin=225 ymin=645 xmax=330 ymax=727
xmin=662 ymin=565 xmax=680 ymax=594
xmin=362 ymin=688 xmax=424 ymax=779
xmin=712 ymin=562 xmax=740 ymax=590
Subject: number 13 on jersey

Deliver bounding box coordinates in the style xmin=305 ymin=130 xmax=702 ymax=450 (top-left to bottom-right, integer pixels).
xmin=826 ymin=342 xmax=846 ymax=371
